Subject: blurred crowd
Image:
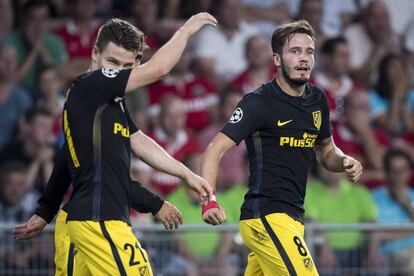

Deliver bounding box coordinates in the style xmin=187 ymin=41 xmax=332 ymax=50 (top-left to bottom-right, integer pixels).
xmin=0 ymin=0 xmax=414 ymax=274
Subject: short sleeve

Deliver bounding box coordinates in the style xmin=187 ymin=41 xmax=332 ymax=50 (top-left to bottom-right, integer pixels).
xmin=80 ymin=68 xmax=132 ymax=106
xmin=221 ymin=93 xmax=263 ymax=145
xmin=317 ymin=92 xmax=332 ymax=141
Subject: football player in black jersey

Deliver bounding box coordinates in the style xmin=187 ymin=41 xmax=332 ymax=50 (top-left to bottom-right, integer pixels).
xmin=200 ymin=20 xmax=362 ymax=276
xmin=13 ymin=14 xmax=217 ymax=275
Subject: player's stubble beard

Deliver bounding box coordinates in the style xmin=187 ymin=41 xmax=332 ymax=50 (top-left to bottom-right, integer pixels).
xmin=280 ymin=59 xmax=309 ymax=87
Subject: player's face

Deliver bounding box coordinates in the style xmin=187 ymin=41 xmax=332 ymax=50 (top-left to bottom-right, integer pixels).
xmin=91 ymin=42 xmax=139 ymax=71
xmin=273 ymin=33 xmax=315 ymax=86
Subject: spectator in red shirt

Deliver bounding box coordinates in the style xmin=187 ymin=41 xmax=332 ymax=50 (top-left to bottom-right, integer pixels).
xmin=228 ymin=35 xmax=275 ymax=94
xmin=55 ymin=0 xmax=100 ymax=80
xmin=56 ymin=0 xmax=100 ymax=60
xmin=148 ymin=50 xmax=218 ymax=132
xmin=310 ymin=37 xmax=356 ymax=123
xmin=133 ymin=95 xmax=202 ymax=197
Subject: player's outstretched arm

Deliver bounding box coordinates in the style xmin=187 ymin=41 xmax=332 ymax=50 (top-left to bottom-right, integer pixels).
xmin=130 ymin=130 xmax=212 ymax=203
xmin=13 ymin=144 xmax=72 ymax=240
xmin=315 ymin=136 xmax=363 ymax=182
xmin=125 ymin=12 xmax=217 ymax=92
xmin=200 ymin=132 xmax=236 ymax=225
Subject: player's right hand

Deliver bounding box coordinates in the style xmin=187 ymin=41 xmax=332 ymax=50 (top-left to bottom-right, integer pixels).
xmin=181 ymin=12 xmax=217 ymax=37
xmin=183 ymin=172 xmax=213 ymax=205
xmin=12 ymin=214 xmax=47 ymax=240
xmin=155 ymin=201 xmax=183 ymax=231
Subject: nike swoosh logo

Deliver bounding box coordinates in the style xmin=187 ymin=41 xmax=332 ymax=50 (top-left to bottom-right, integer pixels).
xmin=277 ymin=119 xmax=293 ymax=126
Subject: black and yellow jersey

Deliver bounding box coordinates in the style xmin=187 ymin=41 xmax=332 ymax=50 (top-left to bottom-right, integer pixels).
xmin=62 ymin=68 xmax=138 ymax=222
xmin=221 ymin=80 xmax=331 ymax=223
xmin=35 ymin=143 xmax=164 ymax=224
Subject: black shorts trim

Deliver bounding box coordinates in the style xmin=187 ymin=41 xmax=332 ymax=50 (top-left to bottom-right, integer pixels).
xmin=260 ymin=216 xmax=297 ymax=276
xmin=67 ymin=243 xmax=75 ymax=276
xmin=99 ymin=221 xmax=127 ymax=276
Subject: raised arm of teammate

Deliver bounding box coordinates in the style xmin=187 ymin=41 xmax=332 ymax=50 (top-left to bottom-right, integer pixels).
xmin=131 ymin=130 xmax=213 ymax=203
xmin=315 ymin=136 xmax=363 ymax=182
xmin=125 ymin=12 xmax=217 ymax=92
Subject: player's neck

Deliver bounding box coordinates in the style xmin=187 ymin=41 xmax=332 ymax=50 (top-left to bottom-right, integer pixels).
xmin=276 ymin=75 xmax=305 ymax=97
xmin=88 ymin=62 xmax=96 ymax=72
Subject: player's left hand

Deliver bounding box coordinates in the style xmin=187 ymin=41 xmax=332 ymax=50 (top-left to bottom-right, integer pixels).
xmin=183 ymin=172 xmax=213 ymax=205
xmin=343 ymin=156 xmax=363 ymax=182
xmin=155 ymin=201 xmax=183 ymax=231
xmin=181 ymin=12 xmax=218 ymax=37
xmin=12 ymin=214 xmax=47 ymax=240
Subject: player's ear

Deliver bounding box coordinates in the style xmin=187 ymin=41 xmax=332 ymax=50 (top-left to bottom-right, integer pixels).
xmin=91 ymin=46 xmax=99 ymax=64
xmin=273 ymin=53 xmax=281 ymax=67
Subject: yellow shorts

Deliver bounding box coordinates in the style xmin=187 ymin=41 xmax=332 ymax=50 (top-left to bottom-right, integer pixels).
xmin=55 ymin=210 xmax=152 ymax=276
xmin=240 ymin=213 xmax=318 ymax=276
xmin=54 ymin=210 xmax=90 ymax=276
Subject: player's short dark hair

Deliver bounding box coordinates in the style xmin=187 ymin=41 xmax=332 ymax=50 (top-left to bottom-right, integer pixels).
xmin=321 ymin=37 xmax=347 ymax=56
xmin=95 ymin=18 xmax=148 ymax=60
xmin=383 ymin=148 xmax=414 ymax=173
xmin=271 ymin=20 xmax=315 ymax=54
xmin=24 ymin=106 xmax=52 ymax=123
